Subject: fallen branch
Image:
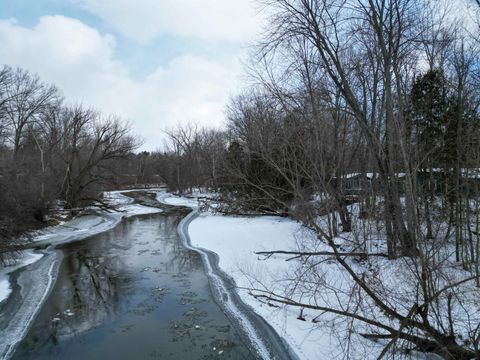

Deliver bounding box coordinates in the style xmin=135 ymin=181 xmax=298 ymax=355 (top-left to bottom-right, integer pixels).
xmin=255 ymin=250 xmax=389 ymax=260
xmin=245 ymin=287 xmax=475 ymax=359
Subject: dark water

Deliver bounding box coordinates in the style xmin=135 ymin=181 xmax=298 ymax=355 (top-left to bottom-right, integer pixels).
xmin=13 ymin=214 xmax=254 ymax=360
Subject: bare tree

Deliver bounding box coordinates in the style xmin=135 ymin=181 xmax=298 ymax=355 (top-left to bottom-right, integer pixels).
xmin=59 ymin=106 xmax=139 ymax=209
xmin=214 ymin=1 xmax=480 ymax=358
xmin=2 ymin=68 xmax=60 ymax=156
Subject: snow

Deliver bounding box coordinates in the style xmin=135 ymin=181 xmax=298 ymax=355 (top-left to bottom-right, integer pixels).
xmin=175 ymin=209 xmax=277 ymax=359
xmin=162 ymin=194 xmax=199 ymax=208
xmin=188 ymin=214 xmax=330 ymax=359
xmin=0 ymin=280 xmax=8 ymax=304
xmin=32 ymin=192 xmax=162 ymax=248
xmin=1 ymin=251 xmax=60 ymax=360
xmin=0 ymin=251 xmax=44 ymax=303
xmin=102 ymin=190 xmax=136 ymax=206
xmin=189 ymin=215 xmax=302 ymax=282
xmin=2 ymin=189 xmax=449 ymax=359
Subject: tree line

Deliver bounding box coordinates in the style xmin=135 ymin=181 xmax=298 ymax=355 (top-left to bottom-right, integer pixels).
xmin=152 ymin=1 xmax=480 ymax=358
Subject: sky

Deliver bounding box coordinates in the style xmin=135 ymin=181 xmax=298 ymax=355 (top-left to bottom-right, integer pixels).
xmin=0 ymin=0 xmax=265 ymax=150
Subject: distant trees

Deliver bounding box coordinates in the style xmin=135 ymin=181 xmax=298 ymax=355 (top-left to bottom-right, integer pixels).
xmin=0 ymin=66 xmax=139 ymax=257
xmin=156 ymin=123 xmax=226 ymax=193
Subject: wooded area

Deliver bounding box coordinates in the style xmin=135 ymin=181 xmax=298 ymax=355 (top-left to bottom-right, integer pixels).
xmin=0 ymin=66 xmax=140 ymax=254
xmin=150 ymin=0 xmax=480 ymax=358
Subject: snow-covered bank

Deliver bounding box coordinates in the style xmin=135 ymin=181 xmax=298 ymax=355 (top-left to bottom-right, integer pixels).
xmin=161 ymin=193 xmax=200 ymax=208
xmin=2 ymin=191 xmax=162 ymax=300
xmin=188 ymin=215 xmax=321 ymax=359
xmin=158 ymin=193 xmax=439 ymax=360
xmin=32 ymin=202 xmax=161 ymax=248
xmin=0 ymin=190 xmax=163 ymax=360
xmin=0 ymin=251 xmax=61 ymax=360
xmin=0 ymin=252 xmax=44 ymax=303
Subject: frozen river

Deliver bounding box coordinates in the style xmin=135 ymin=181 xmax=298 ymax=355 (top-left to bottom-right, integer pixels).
xmin=10 ymin=212 xmax=254 ymax=359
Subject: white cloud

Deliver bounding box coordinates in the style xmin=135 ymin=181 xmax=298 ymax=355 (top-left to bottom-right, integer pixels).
xmin=0 ymin=16 xmax=242 ymax=150
xmin=75 ymin=0 xmax=264 ymax=44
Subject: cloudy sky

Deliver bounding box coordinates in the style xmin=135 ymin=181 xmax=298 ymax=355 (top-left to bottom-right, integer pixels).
xmin=0 ymin=0 xmax=265 ymax=150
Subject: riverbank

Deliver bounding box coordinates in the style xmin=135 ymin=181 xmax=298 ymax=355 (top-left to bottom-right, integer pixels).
xmin=1 ymin=191 xmax=163 ymax=302
xmin=187 ymin=214 xmax=320 ymax=359
xmin=2 ymin=190 xmax=434 ymax=359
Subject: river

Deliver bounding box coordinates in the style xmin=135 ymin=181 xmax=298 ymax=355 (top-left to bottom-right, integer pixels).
xmin=10 ymin=212 xmax=254 ymax=359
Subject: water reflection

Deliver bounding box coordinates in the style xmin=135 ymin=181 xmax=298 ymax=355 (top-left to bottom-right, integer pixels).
xmin=13 ymin=214 xmax=254 ymax=360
